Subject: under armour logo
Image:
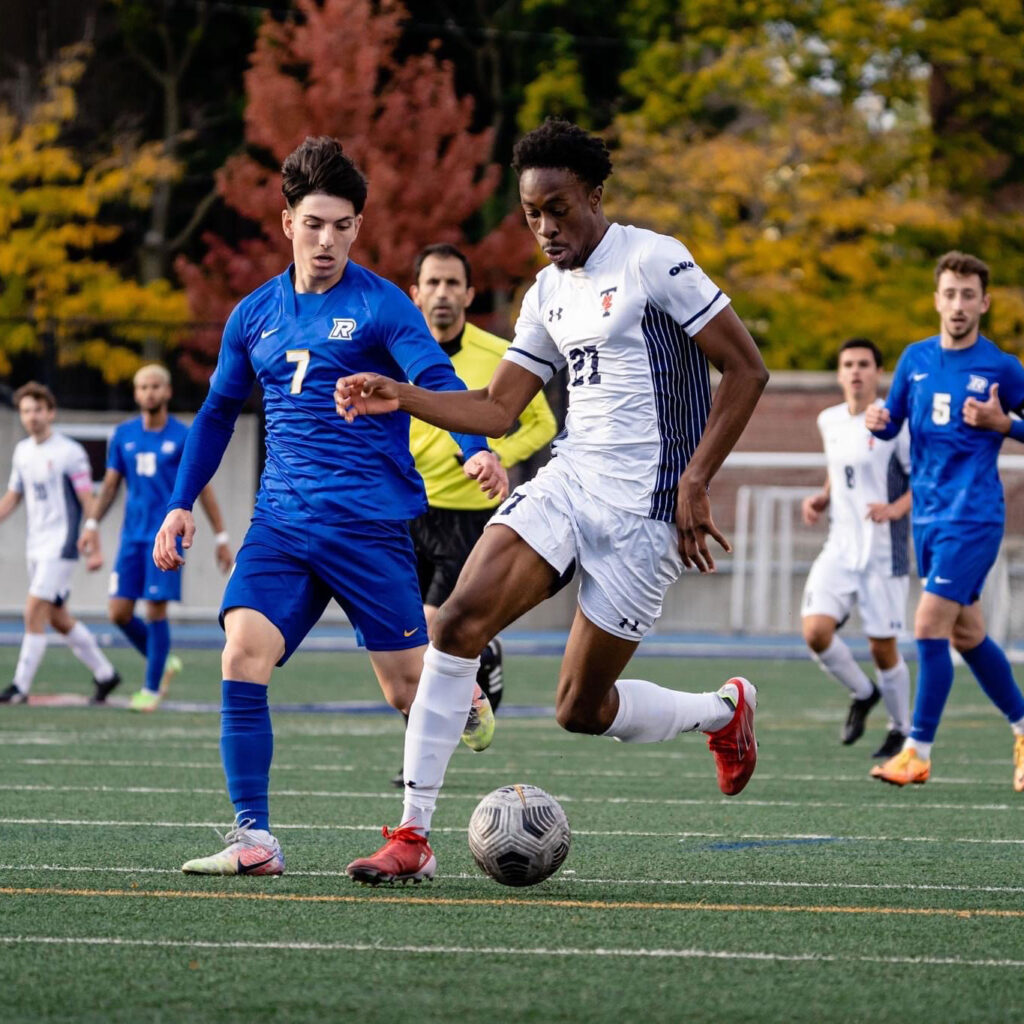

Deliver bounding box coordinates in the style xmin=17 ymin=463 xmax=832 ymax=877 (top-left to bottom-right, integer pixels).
xmin=600 ymin=287 xmax=617 ymax=317
xmin=618 ymin=617 xmax=641 ymax=634
xmin=328 ymin=318 xmax=357 ymax=340
xmin=548 ymin=308 xmax=563 ymax=322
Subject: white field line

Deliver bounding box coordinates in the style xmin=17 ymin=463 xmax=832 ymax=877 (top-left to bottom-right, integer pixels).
xmin=2 ymin=863 xmax=1023 ymax=895
xmin=1 ymin=782 xmax=1022 ymax=814
xmin=6 ymin=757 xmax=1020 ymax=787
xmin=2 ymin=817 xmax=1024 ymax=844
xmin=0 ymin=934 xmax=1021 ymax=968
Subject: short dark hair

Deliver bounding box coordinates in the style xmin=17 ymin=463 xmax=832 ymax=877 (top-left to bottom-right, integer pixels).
xmin=512 ymin=118 xmax=613 ymax=190
xmin=13 ymin=381 xmax=56 ymax=410
xmin=935 ymin=250 xmax=989 ymax=293
xmin=837 ymin=337 xmax=883 ymax=368
xmin=413 ymin=243 xmax=472 ymax=288
xmin=281 ymin=136 xmax=368 ymax=213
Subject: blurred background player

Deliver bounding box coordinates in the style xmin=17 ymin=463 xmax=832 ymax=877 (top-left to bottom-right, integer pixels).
xmin=0 ymin=382 xmax=120 ymax=704
xmin=391 ymin=242 xmax=557 ymax=785
xmin=801 ymin=338 xmax=912 ymax=758
xmin=867 ymin=251 xmax=1024 ymax=789
xmin=152 ymin=136 xmax=505 ymax=876
xmin=79 ymin=364 xmax=232 ymax=712
xmin=340 ymin=119 xmax=768 ymax=885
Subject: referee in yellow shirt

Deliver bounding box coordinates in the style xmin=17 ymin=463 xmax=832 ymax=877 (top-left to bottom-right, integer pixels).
xmin=407 ymin=243 xmax=556 ymax=723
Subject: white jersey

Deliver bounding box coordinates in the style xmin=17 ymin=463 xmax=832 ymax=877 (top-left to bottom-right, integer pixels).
xmin=8 ymin=432 xmax=92 ymax=560
xmin=818 ymin=400 xmax=911 ymax=576
xmin=505 ymin=222 xmax=730 ymax=522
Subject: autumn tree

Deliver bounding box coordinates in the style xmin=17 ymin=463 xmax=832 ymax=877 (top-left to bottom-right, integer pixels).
xmin=0 ymin=43 xmax=187 ymax=386
xmin=178 ymin=0 xmax=535 ymax=379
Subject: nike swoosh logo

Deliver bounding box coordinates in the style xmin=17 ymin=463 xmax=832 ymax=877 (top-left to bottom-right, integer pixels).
xmin=403 ymin=628 xmax=419 ymax=637
xmin=912 ymin=373 xmax=928 ymax=381
xmin=236 ymin=853 xmax=276 ymax=874
xmin=261 ymin=327 xmax=280 ymax=339
xmin=934 ymin=576 xmax=953 ymax=584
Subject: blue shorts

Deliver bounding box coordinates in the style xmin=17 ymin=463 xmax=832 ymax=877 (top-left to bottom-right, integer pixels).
xmin=111 ymin=540 xmax=182 ymax=603
xmin=914 ymin=521 xmax=1002 ymax=606
xmin=221 ymin=515 xmax=427 ymax=664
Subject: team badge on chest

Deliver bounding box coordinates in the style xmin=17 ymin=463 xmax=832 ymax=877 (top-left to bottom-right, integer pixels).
xmin=329 ymin=318 xmax=357 ymax=340
xmin=966 ymin=374 xmax=988 ymax=394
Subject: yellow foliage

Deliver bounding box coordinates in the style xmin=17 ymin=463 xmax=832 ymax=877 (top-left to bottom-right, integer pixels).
xmin=0 ymin=44 xmax=186 ymax=382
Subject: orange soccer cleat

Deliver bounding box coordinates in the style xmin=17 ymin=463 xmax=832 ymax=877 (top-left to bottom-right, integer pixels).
xmin=870 ymin=745 xmax=931 ymax=786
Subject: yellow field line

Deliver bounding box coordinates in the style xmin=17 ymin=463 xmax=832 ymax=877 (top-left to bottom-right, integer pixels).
xmin=1 ymin=886 xmax=1020 ymax=919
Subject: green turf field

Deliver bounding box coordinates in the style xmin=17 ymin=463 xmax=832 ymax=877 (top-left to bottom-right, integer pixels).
xmin=2 ymin=643 xmax=1024 ymax=1023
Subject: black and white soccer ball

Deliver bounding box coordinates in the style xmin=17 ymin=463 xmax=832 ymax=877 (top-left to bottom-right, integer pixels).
xmin=467 ymin=784 xmax=571 ymax=887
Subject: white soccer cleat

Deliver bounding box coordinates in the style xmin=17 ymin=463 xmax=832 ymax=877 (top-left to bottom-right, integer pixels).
xmin=182 ymin=820 xmax=284 ymax=876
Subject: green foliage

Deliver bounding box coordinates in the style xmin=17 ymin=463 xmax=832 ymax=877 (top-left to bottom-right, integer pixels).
xmin=0 ymin=44 xmax=188 ymax=383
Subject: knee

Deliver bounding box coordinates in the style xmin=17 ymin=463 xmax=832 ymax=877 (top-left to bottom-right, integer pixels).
xmin=108 ymin=606 xmax=132 ymax=627
xmin=553 ymin=682 xmax=604 ymax=735
xmin=803 ymin=622 xmax=833 ymax=654
xmin=222 ymin=639 xmax=274 ymax=684
xmin=431 ymin=599 xmax=488 ymax=659
xmin=951 ymin=623 xmax=985 ymax=654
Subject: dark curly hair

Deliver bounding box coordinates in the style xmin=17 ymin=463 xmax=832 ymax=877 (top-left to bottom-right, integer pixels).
xmin=281 ymin=136 xmax=368 ymax=213
xmin=511 ymin=119 xmax=613 ymax=190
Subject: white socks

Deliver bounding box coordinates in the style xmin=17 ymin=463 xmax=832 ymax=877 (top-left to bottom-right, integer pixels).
xmin=907 ymin=737 xmax=932 ymax=760
xmin=876 ymin=658 xmax=911 ymax=734
xmin=66 ymin=621 xmax=116 ymax=681
xmin=603 ymin=678 xmax=734 ymax=742
xmin=813 ymin=636 xmax=875 ymax=700
xmin=13 ymin=632 xmax=47 ymax=693
xmin=401 ymin=644 xmax=480 ymax=835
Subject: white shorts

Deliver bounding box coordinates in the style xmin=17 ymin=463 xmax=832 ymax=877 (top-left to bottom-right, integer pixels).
xmin=802 ymin=552 xmax=908 ymax=638
xmin=487 ymin=459 xmax=684 ymax=641
xmin=27 ymin=557 xmax=77 ymax=606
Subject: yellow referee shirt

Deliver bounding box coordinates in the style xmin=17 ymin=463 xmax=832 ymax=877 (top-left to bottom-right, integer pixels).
xmin=410 ymin=322 xmax=557 ymax=510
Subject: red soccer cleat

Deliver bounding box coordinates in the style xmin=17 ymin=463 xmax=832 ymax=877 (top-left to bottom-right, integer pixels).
xmin=346 ymin=824 xmax=436 ymax=886
xmin=704 ymin=677 xmax=758 ymax=796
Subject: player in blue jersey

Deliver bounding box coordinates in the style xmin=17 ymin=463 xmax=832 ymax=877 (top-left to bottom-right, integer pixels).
xmin=79 ymin=364 xmax=232 ymax=712
xmin=151 ymin=136 xmax=506 ymax=876
xmin=866 ymin=251 xmax=1024 ymax=789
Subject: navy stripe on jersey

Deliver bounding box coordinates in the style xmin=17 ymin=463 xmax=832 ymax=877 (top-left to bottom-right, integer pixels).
xmin=886 ymin=452 xmax=910 ymax=576
xmin=60 ymin=474 xmax=82 ymax=560
xmin=641 ymin=302 xmax=712 ymax=522
xmin=680 ymin=290 xmax=723 ymax=330
xmin=507 ymin=347 xmax=559 ymax=374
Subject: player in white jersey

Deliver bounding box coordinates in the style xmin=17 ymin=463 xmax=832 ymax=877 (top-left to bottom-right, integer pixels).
xmin=337 ymin=119 xmax=769 ymax=884
xmin=0 ymin=382 xmax=120 ymax=704
xmin=802 ymin=339 xmax=912 ymax=758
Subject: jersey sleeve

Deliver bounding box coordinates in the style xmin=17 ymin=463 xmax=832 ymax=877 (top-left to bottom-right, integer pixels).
xmin=999 ymin=352 xmax=1024 ymax=414
xmin=504 ymin=284 xmax=565 ymax=384
xmin=380 ymin=285 xmax=455 ymax=382
xmin=107 ymin=426 xmax=126 ymax=475
xmin=209 ymin=303 xmax=257 ymax=401
xmin=8 ymin=451 xmax=23 ymax=494
xmin=873 ymin=350 xmax=911 ymax=440
xmin=637 ymin=234 xmax=731 ymax=335
xmin=65 ymin=440 xmax=93 ymax=494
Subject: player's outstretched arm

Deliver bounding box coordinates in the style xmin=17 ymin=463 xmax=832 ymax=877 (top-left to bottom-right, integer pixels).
xmin=336 ymin=361 xmax=542 ymax=438
xmin=677 ymin=305 xmax=769 ymax=573
xmin=153 ymin=509 xmax=194 ymax=571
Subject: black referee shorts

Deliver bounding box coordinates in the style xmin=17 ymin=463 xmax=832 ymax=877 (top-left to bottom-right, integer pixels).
xmin=410 ymin=506 xmax=494 ymax=608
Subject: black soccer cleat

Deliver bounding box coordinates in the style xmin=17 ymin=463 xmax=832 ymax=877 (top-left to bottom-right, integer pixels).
xmin=91 ymin=671 xmax=122 ymax=705
xmin=872 ymin=728 xmax=906 ymax=759
xmin=841 ymin=683 xmax=880 ymax=745
xmin=0 ymin=683 xmax=28 ymax=705
xmin=476 ymin=637 xmax=504 ymax=713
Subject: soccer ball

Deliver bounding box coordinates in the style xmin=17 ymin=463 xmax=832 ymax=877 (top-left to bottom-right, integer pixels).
xmin=467 ymin=784 xmax=571 ymax=887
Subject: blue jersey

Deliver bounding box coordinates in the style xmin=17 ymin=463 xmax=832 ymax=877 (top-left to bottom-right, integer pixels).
xmin=108 ymin=416 xmax=190 ymax=542
xmin=210 ymin=262 xmax=478 ymax=523
xmin=881 ymin=335 xmax=1024 ymax=526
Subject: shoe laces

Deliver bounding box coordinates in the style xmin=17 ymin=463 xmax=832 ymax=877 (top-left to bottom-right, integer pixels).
xmin=381 ymin=822 xmax=428 ymax=845
xmin=218 ymin=817 xmax=259 ymax=847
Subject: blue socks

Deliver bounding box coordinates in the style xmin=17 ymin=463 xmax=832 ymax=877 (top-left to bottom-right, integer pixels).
xmin=144 ymin=619 xmax=170 ymax=694
xmin=962 ymin=636 xmax=1024 ymax=723
xmin=910 ymin=638 xmax=955 ymax=744
xmin=220 ymin=680 xmax=273 ymax=832
xmin=118 ymin=616 xmax=148 ymax=657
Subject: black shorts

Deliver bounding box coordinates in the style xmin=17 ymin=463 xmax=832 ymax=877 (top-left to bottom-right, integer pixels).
xmin=410 ymin=506 xmax=494 ymax=607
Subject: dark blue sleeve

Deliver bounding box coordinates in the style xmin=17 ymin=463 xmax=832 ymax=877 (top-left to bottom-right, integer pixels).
xmin=1001 ymin=354 xmax=1024 ymax=442
xmin=167 ymin=390 xmax=247 ymax=511
xmin=872 ymin=350 xmax=910 ymax=440
xmin=413 ymin=362 xmax=490 ymax=460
